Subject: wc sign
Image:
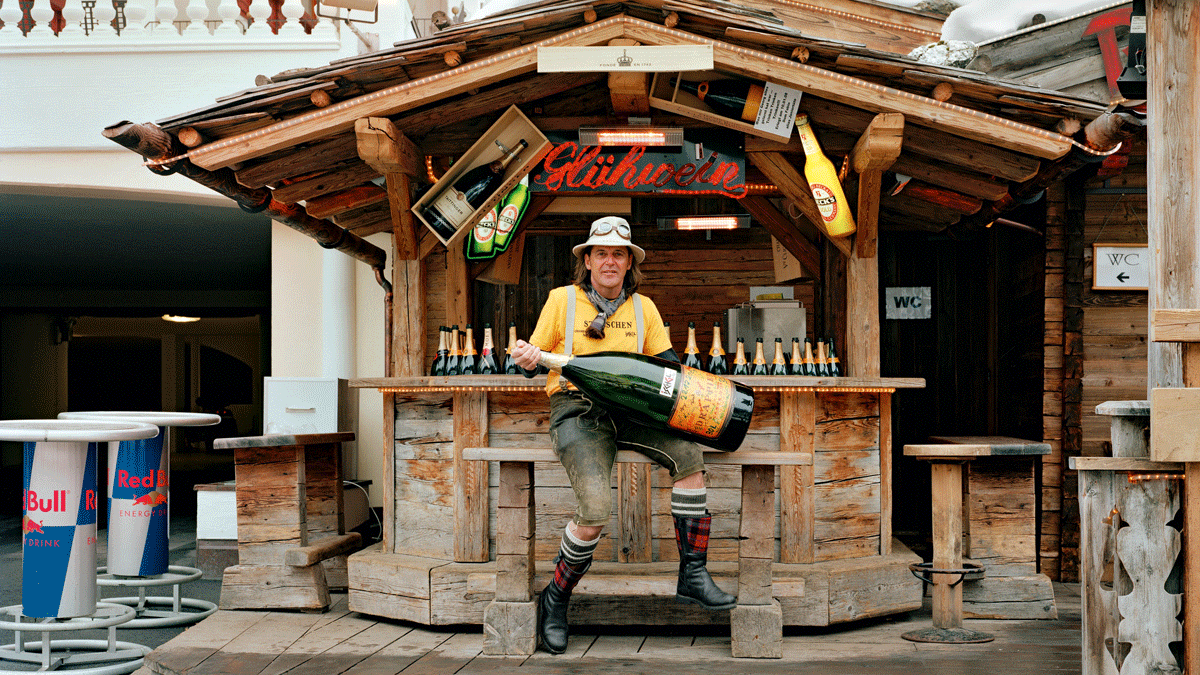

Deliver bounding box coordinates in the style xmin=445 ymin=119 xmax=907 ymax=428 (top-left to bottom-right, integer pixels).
xmin=885 ymin=287 xmax=931 ymax=319
xmin=1093 ymin=243 xmax=1148 ymax=291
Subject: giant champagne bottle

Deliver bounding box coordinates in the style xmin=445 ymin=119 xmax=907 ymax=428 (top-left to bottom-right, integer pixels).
xmin=794 ymin=114 xmax=855 ymax=237
xmin=502 ymin=322 xmax=520 ymax=375
xmin=671 ymin=77 xmax=764 ymax=123
xmin=536 ymin=350 xmax=755 ymax=452
xmin=682 ymin=322 xmax=704 ymax=369
xmin=707 ymin=321 xmax=727 ymax=375
xmin=423 ymin=139 xmax=529 ymax=240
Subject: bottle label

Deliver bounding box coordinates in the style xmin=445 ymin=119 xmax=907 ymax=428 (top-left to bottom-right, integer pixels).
xmin=431 ymin=186 xmax=474 ymax=228
xmin=667 ymin=368 xmax=734 ymax=439
xmin=810 ymin=183 xmax=838 ymax=222
xmin=659 ymin=369 xmax=678 ymax=397
xmin=473 ymin=209 xmax=497 ymax=246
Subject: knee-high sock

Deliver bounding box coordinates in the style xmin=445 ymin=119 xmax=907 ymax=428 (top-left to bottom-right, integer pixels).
xmin=671 ymin=486 xmax=707 ymax=519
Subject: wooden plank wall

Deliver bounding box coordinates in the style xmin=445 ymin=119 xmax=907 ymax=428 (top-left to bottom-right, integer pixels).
xmin=1059 ymin=141 xmax=1148 ymax=581
xmin=1042 ymin=183 xmax=1067 ymax=583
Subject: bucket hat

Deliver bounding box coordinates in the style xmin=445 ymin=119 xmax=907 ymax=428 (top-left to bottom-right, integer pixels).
xmin=572 ymin=216 xmax=645 ymax=263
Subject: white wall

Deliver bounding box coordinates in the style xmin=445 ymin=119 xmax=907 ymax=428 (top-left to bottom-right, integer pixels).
xmin=271 ymin=222 xmax=391 ymax=506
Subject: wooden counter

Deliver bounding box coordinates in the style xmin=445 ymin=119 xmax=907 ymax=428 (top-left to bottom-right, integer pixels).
xmin=348 ymin=375 xmax=925 ymax=627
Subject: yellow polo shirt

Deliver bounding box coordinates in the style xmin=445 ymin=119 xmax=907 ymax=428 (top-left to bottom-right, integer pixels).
xmin=529 ymin=285 xmax=672 ymax=396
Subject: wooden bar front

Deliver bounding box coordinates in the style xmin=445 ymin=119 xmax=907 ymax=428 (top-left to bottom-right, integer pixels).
xmin=350 ymin=375 xmax=924 ymax=627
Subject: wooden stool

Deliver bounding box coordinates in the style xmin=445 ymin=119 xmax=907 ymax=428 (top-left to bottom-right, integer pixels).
xmin=215 ymin=432 xmax=360 ymax=611
xmin=902 ymin=438 xmax=1049 ymax=643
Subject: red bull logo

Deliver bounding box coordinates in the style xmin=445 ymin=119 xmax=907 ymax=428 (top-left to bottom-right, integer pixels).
xmin=117 ymin=470 xmax=169 ymax=489
xmin=22 ymin=516 xmax=44 ymax=535
xmin=132 ymin=492 xmax=167 ymax=507
xmin=25 ymin=489 xmax=96 ymax=513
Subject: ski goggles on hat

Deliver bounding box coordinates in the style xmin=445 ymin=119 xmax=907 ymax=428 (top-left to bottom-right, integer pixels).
xmin=591 ymin=219 xmax=631 ymax=240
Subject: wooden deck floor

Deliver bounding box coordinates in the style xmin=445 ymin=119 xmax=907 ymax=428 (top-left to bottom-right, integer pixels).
xmin=139 ymin=584 xmax=1082 ymax=675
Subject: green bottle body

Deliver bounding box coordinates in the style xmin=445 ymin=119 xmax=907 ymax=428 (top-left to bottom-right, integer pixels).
xmin=545 ymin=351 xmax=754 ymax=452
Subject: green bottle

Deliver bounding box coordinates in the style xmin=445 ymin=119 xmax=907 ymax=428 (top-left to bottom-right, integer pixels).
xmin=494 ymin=174 xmax=531 ymax=252
xmin=537 ymin=350 xmax=754 ymax=452
xmin=466 ymin=205 xmax=499 ymax=260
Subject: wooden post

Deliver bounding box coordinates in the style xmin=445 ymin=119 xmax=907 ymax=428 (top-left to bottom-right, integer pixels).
xmin=453 ymin=391 xmax=489 ymax=562
xmin=617 ymin=462 xmax=652 ymax=562
xmin=930 ymin=461 xmax=962 ymax=629
xmin=1147 ymin=1 xmax=1199 ymax=670
xmin=1146 ymin=0 xmax=1199 ymax=392
xmin=779 ymin=391 xmax=814 ymax=563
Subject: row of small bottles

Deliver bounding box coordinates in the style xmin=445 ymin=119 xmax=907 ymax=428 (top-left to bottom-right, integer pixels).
xmin=431 ymin=323 xmax=523 ymax=376
xmin=679 ymin=321 xmax=841 ymax=377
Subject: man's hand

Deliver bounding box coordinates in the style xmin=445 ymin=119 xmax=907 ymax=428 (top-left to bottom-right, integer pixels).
xmin=512 ymin=339 xmax=541 ymax=371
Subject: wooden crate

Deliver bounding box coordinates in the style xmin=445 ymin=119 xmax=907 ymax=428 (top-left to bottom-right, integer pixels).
xmin=648 ymin=71 xmax=795 ymax=142
xmin=411 ymin=105 xmax=552 ymax=248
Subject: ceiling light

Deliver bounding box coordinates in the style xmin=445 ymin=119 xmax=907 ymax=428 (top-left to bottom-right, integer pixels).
xmin=579 ymin=127 xmax=685 ymax=147
xmin=658 ymin=215 xmax=750 ymax=231
xmin=162 ymin=314 xmax=201 ymax=323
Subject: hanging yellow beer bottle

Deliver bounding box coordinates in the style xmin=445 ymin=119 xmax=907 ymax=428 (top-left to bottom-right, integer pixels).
xmin=794 ymin=114 xmax=856 ymax=238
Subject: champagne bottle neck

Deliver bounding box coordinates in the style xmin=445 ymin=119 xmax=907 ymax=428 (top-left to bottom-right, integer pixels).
xmin=482 ymin=329 xmax=494 ymax=349
xmin=685 ymin=328 xmax=699 ymax=354
xmin=711 ymin=327 xmax=724 ymax=355
xmin=493 ymin=139 xmax=529 ymax=173
xmin=538 ymin=351 xmax=570 ymax=373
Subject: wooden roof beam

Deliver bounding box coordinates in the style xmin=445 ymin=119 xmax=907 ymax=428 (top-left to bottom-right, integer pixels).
xmin=305 ymin=185 xmax=388 ymax=219
xmin=619 ymin=18 xmax=1074 ymax=159
xmin=748 ymin=151 xmax=853 ymax=258
xmin=356 ymin=117 xmax=424 ymax=260
xmin=850 ymin=113 xmax=903 ymax=259
xmin=185 ymin=18 xmax=627 ymax=170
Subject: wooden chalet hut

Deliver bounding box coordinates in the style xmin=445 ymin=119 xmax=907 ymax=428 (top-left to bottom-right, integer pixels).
xmin=105 ymin=0 xmax=1143 ymax=639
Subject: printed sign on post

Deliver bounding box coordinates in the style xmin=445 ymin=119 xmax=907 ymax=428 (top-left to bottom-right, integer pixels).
xmin=1092 ymin=243 xmax=1148 ymax=291
xmin=753 ymin=82 xmax=803 ymax=141
xmin=885 ymin=287 xmax=931 ymax=319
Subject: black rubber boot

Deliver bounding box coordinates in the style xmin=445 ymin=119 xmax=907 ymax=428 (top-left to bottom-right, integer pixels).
xmin=674 ymin=513 xmax=737 ymax=610
xmin=537 ymin=557 xmax=589 ymax=654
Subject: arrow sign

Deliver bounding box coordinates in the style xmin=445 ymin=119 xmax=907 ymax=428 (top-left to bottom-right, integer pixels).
xmin=1093 ymin=244 xmax=1148 ymax=291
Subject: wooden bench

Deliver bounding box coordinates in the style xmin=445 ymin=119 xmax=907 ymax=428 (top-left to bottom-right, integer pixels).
xmin=214 ymin=432 xmax=362 ymax=611
xmin=463 ymin=447 xmax=812 ymax=659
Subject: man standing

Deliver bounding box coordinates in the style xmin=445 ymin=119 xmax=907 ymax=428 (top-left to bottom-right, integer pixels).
xmin=511 ymin=216 xmax=736 ymax=654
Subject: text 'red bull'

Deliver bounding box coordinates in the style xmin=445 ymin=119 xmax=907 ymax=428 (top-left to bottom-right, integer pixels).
xmin=117 ymin=470 xmax=169 ymax=489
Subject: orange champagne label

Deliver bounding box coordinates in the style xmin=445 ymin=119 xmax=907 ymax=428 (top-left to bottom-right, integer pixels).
xmin=667 ymin=367 xmax=735 ymax=439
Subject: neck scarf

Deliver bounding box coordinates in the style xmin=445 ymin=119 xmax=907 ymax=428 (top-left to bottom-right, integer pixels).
xmin=583 ymin=285 xmax=627 ymax=339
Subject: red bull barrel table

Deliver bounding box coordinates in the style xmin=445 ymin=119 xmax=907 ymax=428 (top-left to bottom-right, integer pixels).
xmin=0 ymin=419 xmax=158 ymax=675
xmin=59 ymin=411 xmax=221 ymax=628
xmin=4 ymin=419 xmax=159 ymax=619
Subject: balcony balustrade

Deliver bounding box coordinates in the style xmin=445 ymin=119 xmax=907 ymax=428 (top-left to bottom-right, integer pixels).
xmin=0 ymin=0 xmax=338 ymax=41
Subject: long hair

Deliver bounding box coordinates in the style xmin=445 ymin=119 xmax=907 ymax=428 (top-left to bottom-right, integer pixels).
xmin=573 ymin=246 xmax=643 ymax=293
